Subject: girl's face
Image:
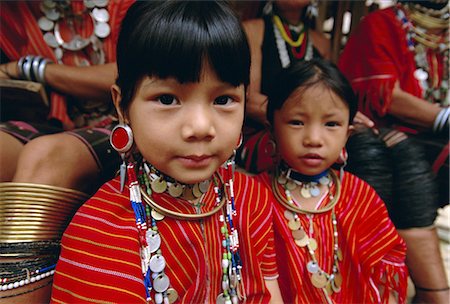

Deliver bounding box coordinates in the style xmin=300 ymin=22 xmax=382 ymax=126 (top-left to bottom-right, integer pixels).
xmin=273 ymin=84 xmax=353 ymax=175
xmin=114 ymin=63 xmax=245 ymax=184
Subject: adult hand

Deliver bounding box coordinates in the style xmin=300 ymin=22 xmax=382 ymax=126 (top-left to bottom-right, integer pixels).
xmin=353 ymin=111 xmax=378 ymax=134
xmin=0 ymin=62 xmax=19 ymax=79
xmin=246 ymin=92 xmax=269 ymax=125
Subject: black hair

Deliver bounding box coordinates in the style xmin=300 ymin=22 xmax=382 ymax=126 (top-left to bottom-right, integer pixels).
xmin=398 ymin=0 xmax=449 ymax=11
xmin=266 ymin=58 xmax=358 ymax=125
xmin=116 ymin=0 xmax=251 ymax=111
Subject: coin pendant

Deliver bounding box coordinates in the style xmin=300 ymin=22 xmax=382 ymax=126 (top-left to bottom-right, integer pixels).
xmin=149 ymin=254 xmax=166 ymax=273
xmin=294 ymin=235 xmax=309 ymax=247
xmin=308 ymin=238 xmax=318 ymax=251
xmin=334 ymin=272 xmax=342 ymax=287
xmin=95 ymin=22 xmax=111 ymax=39
xmin=38 ymin=16 xmax=54 ymax=32
xmin=153 ymin=273 xmax=170 ymax=293
xmin=216 ymin=293 xmax=227 ymax=304
xmin=93 ymin=0 xmax=109 ymax=7
xmin=288 ymin=219 xmax=301 ymax=231
xmin=331 ymin=279 xmax=341 ymax=293
xmin=182 ymin=186 xmax=195 ymax=200
xmin=325 ymin=282 xmax=333 ymax=296
xmin=92 ymin=7 xmax=110 ymax=23
xmin=337 ymin=248 xmax=343 ymax=261
xmin=192 ymin=183 xmax=202 ymax=198
xmin=151 ymin=209 xmax=165 ymax=221
xmin=286 ymin=180 xmax=297 ymax=190
xmin=306 ymin=260 xmax=319 ymax=273
xmin=43 ymin=32 xmax=58 ymax=48
xmin=319 ymin=176 xmax=330 ymax=185
xmin=168 ymin=183 xmax=183 ymax=198
xmin=301 ymin=187 xmax=311 ymax=198
xmin=291 ymin=228 xmax=306 ymax=240
xmin=310 ymin=186 xmax=320 ymax=197
xmin=284 ymin=210 xmax=295 ymax=221
xmin=199 ymin=180 xmax=210 ymax=193
xmin=277 ymin=175 xmax=287 ymax=185
xmin=146 ymin=230 xmax=161 ymax=253
xmin=166 ymin=288 xmax=179 ymax=304
xmin=151 ymin=178 xmax=167 ymax=193
xmin=311 ymin=272 xmax=327 ymax=288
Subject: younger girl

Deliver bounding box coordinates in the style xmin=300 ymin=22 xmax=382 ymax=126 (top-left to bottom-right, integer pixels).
xmin=51 ymin=1 xmax=282 ymax=303
xmin=257 ymin=59 xmax=408 ymax=303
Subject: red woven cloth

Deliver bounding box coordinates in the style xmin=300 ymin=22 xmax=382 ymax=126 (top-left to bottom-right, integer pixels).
xmin=338 ymin=6 xmax=445 ymax=132
xmin=51 ymin=171 xmax=277 ymax=303
xmin=256 ymin=171 xmax=408 ymax=304
xmin=0 ymin=1 xmax=134 ymax=128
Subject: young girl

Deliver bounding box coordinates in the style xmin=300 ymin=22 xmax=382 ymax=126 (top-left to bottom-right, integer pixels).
xmin=256 ymin=59 xmax=408 ymax=303
xmin=50 ymin=1 xmax=282 ymax=303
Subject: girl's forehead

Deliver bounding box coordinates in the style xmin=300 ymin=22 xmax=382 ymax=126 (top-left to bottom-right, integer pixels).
xmin=285 ymin=86 xmax=348 ymax=110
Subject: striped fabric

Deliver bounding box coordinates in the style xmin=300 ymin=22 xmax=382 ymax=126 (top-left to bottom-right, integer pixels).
xmin=0 ymin=0 xmax=134 ymax=127
xmin=51 ymin=171 xmax=277 ymax=303
xmin=256 ymin=171 xmax=408 ymax=304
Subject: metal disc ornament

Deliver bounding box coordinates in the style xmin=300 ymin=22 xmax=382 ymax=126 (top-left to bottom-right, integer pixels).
xmin=151 ymin=178 xmax=167 ymax=193
xmin=168 ymin=183 xmax=183 ymax=198
xmin=306 ymin=260 xmax=319 ymax=273
xmin=311 ymin=272 xmax=327 ymax=288
xmin=288 ymin=219 xmax=301 ymax=231
xmin=153 ymin=273 xmax=170 ymax=293
xmin=146 ymin=229 xmax=161 ymax=253
xmin=284 ymin=210 xmax=295 ymax=221
xmin=166 ymin=288 xmax=179 ymax=304
xmin=151 ymin=209 xmax=165 ymax=221
xmin=149 ymin=254 xmax=166 ymax=273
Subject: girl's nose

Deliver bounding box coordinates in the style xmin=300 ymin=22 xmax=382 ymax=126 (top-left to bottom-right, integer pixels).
xmin=181 ymin=104 xmax=216 ymax=141
xmin=303 ymin=126 xmax=323 ymax=147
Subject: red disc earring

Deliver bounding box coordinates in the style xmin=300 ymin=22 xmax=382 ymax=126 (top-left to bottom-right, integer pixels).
xmin=110 ymin=124 xmax=134 ymax=153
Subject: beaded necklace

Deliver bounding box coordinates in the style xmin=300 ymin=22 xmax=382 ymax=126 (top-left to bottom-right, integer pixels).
xmin=272 ymin=15 xmax=313 ymax=68
xmin=277 ymin=166 xmax=331 ymax=199
xmin=0 ymin=259 xmax=56 ymax=292
xmin=272 ymin=169 xmax=342 ymax=302
xmin=395 ymin=4 xmax=449 ymax=105
xmin=127 ymin=160 xmax=243 ymax=303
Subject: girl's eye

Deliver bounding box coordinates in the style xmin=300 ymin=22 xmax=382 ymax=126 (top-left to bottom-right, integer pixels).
xmin=289 ymin=120 xmax=303 ymax=126
xmin=156 ymin=94 xmax=178 ymax=105
xmin=326 ymin=121 xmax=340 ymax=127
xmin=214 ymin=95 xmax=233 ymax=106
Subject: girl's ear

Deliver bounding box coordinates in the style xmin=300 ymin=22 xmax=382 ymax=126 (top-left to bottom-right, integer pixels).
xmin=347 ymin=124 xmax=355 ymax=139
xmin=111 ymin=84 xmax=127 ymax=123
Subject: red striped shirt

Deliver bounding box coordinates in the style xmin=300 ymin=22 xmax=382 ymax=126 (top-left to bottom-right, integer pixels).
xmin=0 ymin=0 xmax=134 ymax=127
xmin=51 ymin=171 xmax=277 ymax=303
xmin=256 ymin=171 xmax=408 ymax=304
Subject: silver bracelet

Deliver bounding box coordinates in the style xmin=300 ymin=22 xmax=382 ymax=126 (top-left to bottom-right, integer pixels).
xmin=37 ymin=59 xmax=52 ymax=85
xmin=22 ymin=55 xmax=34 ymax=81
xmin=17 ymin=57 xmax=25 ymax=79
xmin=31 ymin=56 xmax=43 ymax=82
xmin=438 ymin=108 xmax=450 ymax=132
xmin=433 ymin=107 xmax=450 ymax=133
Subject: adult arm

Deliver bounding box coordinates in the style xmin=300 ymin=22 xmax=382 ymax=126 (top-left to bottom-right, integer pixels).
xmin=243 ymin=19 xmax=270 ymax=125
xmin=0 ymin=61 xmax=117 ymax=102
xmin=389 ymin=82 xmax=442 ymax=129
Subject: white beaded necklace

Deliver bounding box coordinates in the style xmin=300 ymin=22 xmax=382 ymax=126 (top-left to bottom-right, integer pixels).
xmin=272 ymin=15 xmax=313 ymax=68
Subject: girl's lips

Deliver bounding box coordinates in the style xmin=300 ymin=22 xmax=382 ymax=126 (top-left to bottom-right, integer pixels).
xmin=301 ymin=153 xmax=323 ymax=159
xmin=178 ymin=155 xmax=213 ymax=168
xmin=300 ymin=154 xmax=324 ymax=166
